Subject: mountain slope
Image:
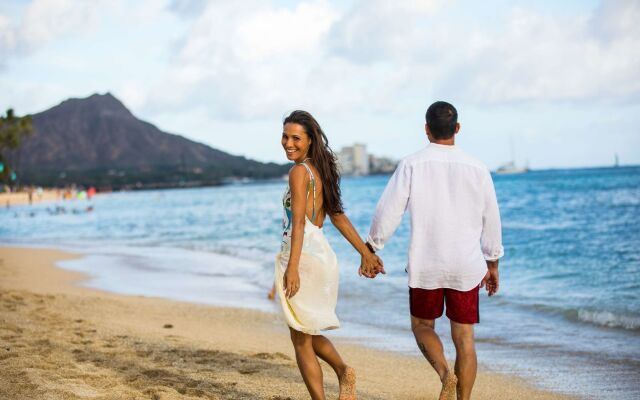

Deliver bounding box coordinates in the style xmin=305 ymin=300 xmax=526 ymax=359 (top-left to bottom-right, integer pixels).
xmin=14 ymin=93 xmax=287 ymax=187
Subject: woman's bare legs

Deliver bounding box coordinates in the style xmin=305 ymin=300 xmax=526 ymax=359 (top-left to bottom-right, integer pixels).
xmin=290 ymin=328 xmax=325 ymax=399
xmin=311 ymin=335 xmax=347 ymax=376
xmin=312 ymin=335 xmax=356 ymax=399
xmin=289 ymin=328 xmax=355 ymax=400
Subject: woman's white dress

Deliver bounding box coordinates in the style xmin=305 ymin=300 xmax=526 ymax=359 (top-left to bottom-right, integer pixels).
xmin=274 ymin=161 xmax=340 ymax=335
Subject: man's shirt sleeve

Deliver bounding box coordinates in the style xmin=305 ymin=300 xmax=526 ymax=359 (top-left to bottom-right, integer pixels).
xmin=481 ymin=170 xmax=504 ymax=261
xmin=367 ymin=160 xmax=411 ymax=251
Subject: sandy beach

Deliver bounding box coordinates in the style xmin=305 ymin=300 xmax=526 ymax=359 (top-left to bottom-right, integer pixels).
xmin=1 ymin=189 xmax=60 ymax=207
xmin=0 ymin=247 xmax=575 ymax=400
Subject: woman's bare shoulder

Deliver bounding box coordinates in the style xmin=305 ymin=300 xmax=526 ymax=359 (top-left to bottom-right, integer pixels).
xmin=288 ymin=164 xmax=309 ymax=187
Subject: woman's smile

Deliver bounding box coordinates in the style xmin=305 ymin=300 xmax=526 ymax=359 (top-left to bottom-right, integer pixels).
xmin=282 ymin=122 xmax=311 ymax=163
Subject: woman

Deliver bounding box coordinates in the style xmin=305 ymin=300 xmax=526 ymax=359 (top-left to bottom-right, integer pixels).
xmin=274 ymin=110 xmax=383 ymax=400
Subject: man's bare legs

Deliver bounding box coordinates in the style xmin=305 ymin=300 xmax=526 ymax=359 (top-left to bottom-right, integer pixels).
xmin=411 ymin=316 xmax=450 ymax=379
xmin=289 ymin=328 xmax=355 ymax=400
xmin=450 ymin=321 xmax=476 ymax=400
xmin=411 ymin=316 xmax=457 ymax=400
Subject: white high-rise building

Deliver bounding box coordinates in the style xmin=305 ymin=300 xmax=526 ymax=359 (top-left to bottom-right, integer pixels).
xmin=337 ymin=143 xmax=369 ymax=176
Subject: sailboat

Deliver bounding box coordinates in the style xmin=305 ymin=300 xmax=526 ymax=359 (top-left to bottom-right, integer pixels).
xmin=495 ymin=137 xmax=529 ymax=175
xmin=495 ymin=161 xmax=529 ymax=175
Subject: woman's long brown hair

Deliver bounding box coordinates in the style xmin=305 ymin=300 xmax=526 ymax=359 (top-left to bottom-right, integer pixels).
xmin=283 ymin=110 xmax=344 ymax=215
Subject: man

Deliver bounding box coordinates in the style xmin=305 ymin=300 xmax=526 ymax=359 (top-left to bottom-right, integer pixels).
xmin=364 ymin=101 xmax=503 ymax=400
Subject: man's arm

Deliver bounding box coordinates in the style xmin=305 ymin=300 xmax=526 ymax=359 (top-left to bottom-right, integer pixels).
xmin=480 ymin=170 xmax=504 ymax=261
xmin=366 ymin=160 xmax=411 ymax=253
xmin=480 ymin=260 xmax=499 ymax=296
xmin=480 ymin=170 xmax=503 ymax=295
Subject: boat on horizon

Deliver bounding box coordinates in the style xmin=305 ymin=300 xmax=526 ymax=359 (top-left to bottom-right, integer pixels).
xmin=495 ymin=136 xmax=530 ymax=175
xmin=495 ymin=161 xmax=530 ymax=175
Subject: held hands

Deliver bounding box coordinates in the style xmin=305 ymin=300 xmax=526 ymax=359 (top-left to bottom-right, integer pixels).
xmin=480 ymin=261 xmax=499 ymax=296
xmin=358 ymin=250 xmax=385 ymax=279
xmin=283 ymin=267 xmax=300 ymax=298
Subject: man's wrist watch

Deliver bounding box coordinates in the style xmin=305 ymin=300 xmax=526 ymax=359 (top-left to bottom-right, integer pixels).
xmin=365 ymin=242 xmax=376 ymax=254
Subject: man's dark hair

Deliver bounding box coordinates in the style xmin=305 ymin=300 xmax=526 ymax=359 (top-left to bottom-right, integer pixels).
xmin=425 ymin=101 xmax=458 ymax=139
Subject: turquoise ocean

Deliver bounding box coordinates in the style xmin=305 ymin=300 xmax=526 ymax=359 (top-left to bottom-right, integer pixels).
xmin=2 ymin=166 xmax=639 ymax=399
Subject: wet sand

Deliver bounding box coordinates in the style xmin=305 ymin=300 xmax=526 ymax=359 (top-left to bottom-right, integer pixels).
xmin=0 ymin=247 xmax=576 ymax=399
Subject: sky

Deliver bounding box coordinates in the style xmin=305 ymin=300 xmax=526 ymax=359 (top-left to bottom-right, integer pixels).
xmin=1 ymin=0 xmax=639 ymax=170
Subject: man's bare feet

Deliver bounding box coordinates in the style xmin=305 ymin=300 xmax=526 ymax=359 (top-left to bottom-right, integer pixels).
xmin=438 ymin=372 xmax=457 ymax=400
xmin=339 ymin=366 xmax=356 ymax=400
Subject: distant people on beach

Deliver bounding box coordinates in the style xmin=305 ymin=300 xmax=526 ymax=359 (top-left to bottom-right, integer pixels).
xmin=2 ymin=185 xmax=97 ymax=217
xmin=363 ymin=101 xmax=503 ymax=400
xmin=267 ymin=283 xmax=276 ymax=300
xmin=273 ymin=110 xmax=383 ymax=400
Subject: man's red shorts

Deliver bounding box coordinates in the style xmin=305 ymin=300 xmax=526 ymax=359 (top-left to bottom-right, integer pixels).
xmin=409 ymin=286 xmax=480 ymax=324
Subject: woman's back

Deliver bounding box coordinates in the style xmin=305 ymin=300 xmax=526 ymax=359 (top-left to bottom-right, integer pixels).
xmin=301 ymin=160 xmax=325 ymax=227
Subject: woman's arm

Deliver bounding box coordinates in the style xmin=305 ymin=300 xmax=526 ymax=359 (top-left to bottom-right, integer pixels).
xmin=329 ymin=213 xmax=385 ymax=278
xmin=283 ymin=165 xmax=310 ymax=298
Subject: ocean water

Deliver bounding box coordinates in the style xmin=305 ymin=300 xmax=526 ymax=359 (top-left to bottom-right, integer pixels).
xmin=2 ymin=166 xmax=639 ymax=399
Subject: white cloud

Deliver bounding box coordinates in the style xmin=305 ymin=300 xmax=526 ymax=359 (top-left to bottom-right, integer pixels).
xmin=0 ymin=0 xmax=101 ymax=66
xmin=144 ymin=1 xmax=339 ymax=119
xmin=453 ymin=2 xmax=640 ymax=104
xmin=19 ymin=0 xmax=99 ymax=50
xmin=0 ymin=13 xmax=16 ymax=47
xmin=167 ymin=0 xmax=207 ymax=18
xmin=115 ymin=81 xmax=148 ymax=111
xmin=327 ymin=0 xmax=444 ymax=63
xmin=0 ymin=13 xmax=18 ymax=67
xmin=0 ymin=78 xmax=74 ymax=114
xmin=145 ymin=0 xmax=640 ymax=124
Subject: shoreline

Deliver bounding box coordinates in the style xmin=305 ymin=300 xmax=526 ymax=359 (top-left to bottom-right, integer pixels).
xmin=0 ymin=189 xmax=61 ymax=207
xmin=0 ymin=246 xmax=577 ymax=399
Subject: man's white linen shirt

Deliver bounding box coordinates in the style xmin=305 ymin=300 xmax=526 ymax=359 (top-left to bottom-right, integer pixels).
xmin=367 ymin=143 xmax=504 ymax=291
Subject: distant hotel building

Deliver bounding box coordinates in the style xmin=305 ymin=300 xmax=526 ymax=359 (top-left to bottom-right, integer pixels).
xmin=337 ymin=143 xmax=397 ymax=176
xmin=337 ymin=143 xmax=369 ymax=176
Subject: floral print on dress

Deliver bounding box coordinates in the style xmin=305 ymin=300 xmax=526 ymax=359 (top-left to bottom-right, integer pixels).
xmin=281 ymin=161 xmax=316 ymax=253
xmin=281 ymin=187 xmax=293 ymax=252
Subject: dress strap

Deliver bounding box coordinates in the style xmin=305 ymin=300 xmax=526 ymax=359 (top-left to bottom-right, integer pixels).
xmin=298 ymin=160 xmax=316 ymax=223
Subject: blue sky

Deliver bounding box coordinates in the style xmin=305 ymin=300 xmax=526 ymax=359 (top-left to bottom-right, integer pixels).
xmin=1 ymin=0 xmax=638 ymax=169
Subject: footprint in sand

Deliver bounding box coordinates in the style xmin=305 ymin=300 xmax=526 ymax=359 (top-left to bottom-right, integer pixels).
xmin=0 ymin=350 xmax=18 ymax=361
xmin=252 ymin=352 xmax=292 ymax=361
xmin=238 ymin=367 xmax=261 ymax=375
